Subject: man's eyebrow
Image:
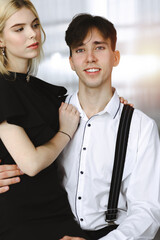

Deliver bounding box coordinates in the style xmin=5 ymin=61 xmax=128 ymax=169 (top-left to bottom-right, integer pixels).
xmin=10 ymin=17 xmax=38 ymax=28
xmin=93 ymin=41 xmax=108 ymax=45
xmin=74 ymin=40 xmax=108 ymax=49
xmin=79 ymin=41 xmax=108 ymax=46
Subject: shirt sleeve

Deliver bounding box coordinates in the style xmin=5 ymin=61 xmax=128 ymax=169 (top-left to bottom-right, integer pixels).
xmin=0 ymin=77 xmax=45 ymax=128
xmin=99 ymin=114 xmax=160 ymax=240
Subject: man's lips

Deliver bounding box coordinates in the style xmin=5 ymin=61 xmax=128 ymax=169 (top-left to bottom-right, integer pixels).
xmin=27 ymin=42 xmax=39 ymax=48
xmin=84 ymin=68 xmax=101 ymax=73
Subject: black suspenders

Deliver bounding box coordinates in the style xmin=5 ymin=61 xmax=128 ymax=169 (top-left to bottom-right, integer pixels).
xmin=84 ymin=104 xmax=134 ymax=239
xmin=105 ymin=104 xmax=134 ymax=224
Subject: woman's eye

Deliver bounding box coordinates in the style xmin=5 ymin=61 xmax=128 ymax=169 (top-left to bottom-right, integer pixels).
xmin=15 ymin=27 xmax=23 ymax=32
xmin=33 ymin=23 xmax=40 ymax=28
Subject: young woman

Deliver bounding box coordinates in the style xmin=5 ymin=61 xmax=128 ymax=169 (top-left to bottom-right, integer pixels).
xmin=0 ymin=0 xmax=88 ymax=239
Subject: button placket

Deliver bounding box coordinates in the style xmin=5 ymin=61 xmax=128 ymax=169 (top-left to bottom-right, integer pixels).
xmin=76 ymin=120 xmax=92 ymax=226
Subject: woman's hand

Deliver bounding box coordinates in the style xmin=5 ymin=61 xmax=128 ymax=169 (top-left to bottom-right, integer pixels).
xmin=59 ymin=102 xmax=80 ymax=139
xmin=119 ymin=97 xmax=134 ymax=107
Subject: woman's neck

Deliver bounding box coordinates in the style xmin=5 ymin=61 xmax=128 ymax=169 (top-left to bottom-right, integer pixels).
xmin=7 ymin=60 xmax=29 ymax=74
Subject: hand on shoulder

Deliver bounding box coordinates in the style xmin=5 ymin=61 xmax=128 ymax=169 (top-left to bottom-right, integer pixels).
xmin=59 ymin=102 xmax=80 ymax=139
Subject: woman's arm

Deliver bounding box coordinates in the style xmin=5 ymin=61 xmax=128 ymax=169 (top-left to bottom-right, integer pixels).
xmin=0 ymin=103 xmax=80 ymax=177
xmin=0 ymin=97 xmax=132 ymax=189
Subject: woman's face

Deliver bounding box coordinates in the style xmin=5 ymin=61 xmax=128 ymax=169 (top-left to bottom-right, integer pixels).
xmin=0 ymin=7 xmax=41 ymax=71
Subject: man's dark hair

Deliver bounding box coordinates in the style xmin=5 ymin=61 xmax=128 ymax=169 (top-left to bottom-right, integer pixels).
xmin=65 ymin=13 xmax=117 ymax=56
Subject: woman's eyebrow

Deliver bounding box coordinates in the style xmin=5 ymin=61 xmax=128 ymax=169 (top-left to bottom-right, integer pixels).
xmin=10 ymin=17 xmax=38 ymax=29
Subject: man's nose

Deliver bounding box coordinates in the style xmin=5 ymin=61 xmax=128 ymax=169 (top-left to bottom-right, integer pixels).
xmin=86 ymin=50 xmax=97 ymax=63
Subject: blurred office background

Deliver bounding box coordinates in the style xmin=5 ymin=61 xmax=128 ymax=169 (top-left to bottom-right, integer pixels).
xmin=32 ymin=0 xmax=160 ymax=133
xmin=32 ymin=0 xmax=160 ymax=238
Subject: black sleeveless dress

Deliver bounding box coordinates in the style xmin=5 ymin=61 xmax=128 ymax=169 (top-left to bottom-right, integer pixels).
xmin=0 ymin=72 xmax=88 ymax=240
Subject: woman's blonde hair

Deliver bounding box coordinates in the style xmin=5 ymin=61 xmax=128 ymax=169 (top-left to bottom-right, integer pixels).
xmin=0 ymin=0 xmax=46 ymax=75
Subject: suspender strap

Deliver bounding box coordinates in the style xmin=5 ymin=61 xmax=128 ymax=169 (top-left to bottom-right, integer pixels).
xmin=105 ymin=104 xmax=134 ymax=223
xmin=84 ymin=224 xmax=118 ymax=240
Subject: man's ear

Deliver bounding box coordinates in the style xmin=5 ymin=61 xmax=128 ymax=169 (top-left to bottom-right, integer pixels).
xmin=69 ymin=56 xmax=75 ymax=71
xmin=113 ymin=50 xmax=120 ymax=67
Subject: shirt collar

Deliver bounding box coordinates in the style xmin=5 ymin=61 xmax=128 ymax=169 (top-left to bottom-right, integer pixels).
xmin=102 ymin=90 xmax=121 ymax=119
xmin=67 ymin=89 xmax=120 ymax=119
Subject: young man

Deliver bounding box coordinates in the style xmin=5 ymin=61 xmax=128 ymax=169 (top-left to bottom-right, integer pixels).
xmin=0 ymin=14 xmax=160 ymax=240
xmin=58 ymin=14 xmax=160 ymax=240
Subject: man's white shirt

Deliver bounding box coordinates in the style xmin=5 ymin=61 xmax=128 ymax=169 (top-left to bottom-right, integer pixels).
xmin=58 ymin=90 xmax=160 ymax=240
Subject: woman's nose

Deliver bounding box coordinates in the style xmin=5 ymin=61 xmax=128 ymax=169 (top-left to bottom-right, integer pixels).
xmin=28 ymin=28 xmax=36 ymax=39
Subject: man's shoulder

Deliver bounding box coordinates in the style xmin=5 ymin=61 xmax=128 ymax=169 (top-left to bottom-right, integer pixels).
xmin=132 ymin=108 xmax=157 ymax=130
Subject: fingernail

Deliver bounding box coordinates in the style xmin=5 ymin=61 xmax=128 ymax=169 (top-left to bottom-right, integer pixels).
xmin=15 ymin=177 xmax=20 ymax=182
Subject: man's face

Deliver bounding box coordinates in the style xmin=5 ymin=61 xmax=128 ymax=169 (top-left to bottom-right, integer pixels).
xmin=69 ymin=27 xmax=120 ymax=90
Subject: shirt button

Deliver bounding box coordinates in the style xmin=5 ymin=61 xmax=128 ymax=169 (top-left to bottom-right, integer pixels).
xmin=80 ymin=218 xmax=83 ymax=221
xmin=83 ymin=147 xmax=86 ymax=150
xmin=88 ymin=123 xmax=91 ymax=127
xmin=80 ymin=171 xmax=84 ymax=174
xmin=78 ymin=196 xmax=82 ymax=200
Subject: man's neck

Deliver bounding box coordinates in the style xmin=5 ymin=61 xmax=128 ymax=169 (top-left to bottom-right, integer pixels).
xmin=78 ymin=86 xmax=114 ymax=119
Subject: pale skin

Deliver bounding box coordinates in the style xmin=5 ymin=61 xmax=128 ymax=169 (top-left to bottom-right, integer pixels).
xmin=0 ymin=7 xmax=41 ymax=72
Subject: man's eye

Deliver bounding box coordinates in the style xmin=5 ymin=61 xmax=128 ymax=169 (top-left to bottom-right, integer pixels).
xmin=96 ymin=46 xmax=105 ymax=50
xmin=76 ymin=49 xmax=84 ymax=53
